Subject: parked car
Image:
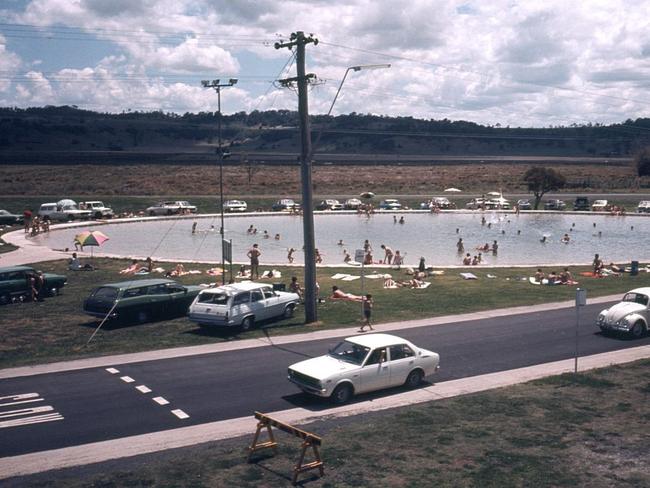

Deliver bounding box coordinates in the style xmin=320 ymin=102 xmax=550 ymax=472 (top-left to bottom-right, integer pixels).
xmin=78 ymin=201 xmax=114 ymax=219
xmin=516 ymin=199 xmax=532 ymax=210
xmin=0 ymin=265 xmax=67 ymax=305
xmin=0 ymin=210 xmax=24 ymax=225
xmin=596 ymin=288 xmax=649 ymax=338
xmin=573 ymin=197 xmax=590 ymax=211
xmin=272 ymin=198 xmax=299 ymax=212
xmin=83 ymin=278 xmax=202 ymax=323
xmin=38 ymin=199 xmax=92 ymax=221
xmin=637 ymin=201 xmax=650 ymax=213
xmin=379 ymin=199 xmax=402 ymax=210
xmin=465 ymin=198 xmax=487 ymax=210
xmin=223 ymin=200 xmax=248 ymax=212
xmin=316 ymin=199 xmax=344 ymax=211
xmin=344 ymin=198 xmax=363 ymax=210
xmin=591 ymin=199 xmax=610 ymax=212
xmin=187 ymin=282 xmax=300 ymax=330
xmin=543 ymin=199 xmax=566 ymax=210
xmin=146 ymin=201 xmax=197 ymax=216
xmin=288 ymin=333 xmax=440 ymax=404
xmin=485 ymin=197 xmax=510 ymax=210
xmin=431 ymin=197 xmax=453 ymax=209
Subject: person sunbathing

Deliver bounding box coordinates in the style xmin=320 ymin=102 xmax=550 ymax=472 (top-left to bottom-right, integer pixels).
xmin=330 ymin=286 xmax=363 ymax=301
xmin=119 ymin=260 xmax=141 ymax=274
xmin=399 ymin=278 xmax=424 ymax=288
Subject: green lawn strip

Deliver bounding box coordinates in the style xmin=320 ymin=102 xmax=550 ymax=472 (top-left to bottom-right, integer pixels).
xmin=19 ymin=360 xmax=650 ymax=487
xmin=0 ymin=225 xmax=21 ymax=253
xmin=2 ymin=258 xmax=650 ymax=369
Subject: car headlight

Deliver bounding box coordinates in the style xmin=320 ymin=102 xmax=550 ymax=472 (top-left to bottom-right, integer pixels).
xmin=597 ymin=313 xmax=606 ymax=323
xmin=616 ymin=317 xmax=631 ymax=328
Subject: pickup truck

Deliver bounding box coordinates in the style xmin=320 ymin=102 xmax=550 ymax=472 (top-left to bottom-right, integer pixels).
xmin=38 ymin=200 xmax=92 ymax=221
xmin=79 ymin=201 xmax=114 ymax=219
xmin=146 ymin=201 xmax=197 ymax=216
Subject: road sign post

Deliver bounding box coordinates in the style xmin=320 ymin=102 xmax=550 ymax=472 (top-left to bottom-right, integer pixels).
xmin=575 ymin=288 xmax=587 ymax=373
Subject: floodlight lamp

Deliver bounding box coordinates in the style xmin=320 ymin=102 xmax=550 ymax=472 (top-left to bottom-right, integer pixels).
xmin=201 ymin=80 xmax=209 ymax=87
xmin=212 ymin=79 xmax=220 ymax=85
xmin=229 ymin=78 xmax=238 ymax=85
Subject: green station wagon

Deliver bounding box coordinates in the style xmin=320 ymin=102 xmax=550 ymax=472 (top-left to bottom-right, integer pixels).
xmin=83 ymin=278 xmax=202 ymax=324
xmin=0 ymin=265 xmax=67 ymax=305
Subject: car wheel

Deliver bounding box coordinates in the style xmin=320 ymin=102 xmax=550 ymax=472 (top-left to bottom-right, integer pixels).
xmin=283 ymin=304 xmax=295 ymax=319
xmin=49 ymin=287 xmax=60 ymax=297
xmin=630 ymin=321 xmax=646 ymax=338
xmin=405 ymin=369 xmax=424 ymax=388
xmin=67 ymin=214 xmax=74 ymax=221
xmin=0 ymin=293 xmax=11 ymax=305
xmin=330 ymin=383 xmax=353 ymax=405
xmin=241 ymin=316 xmax=254 ymax=332
xmin=94 ymin=211 xmax=102 ymax=219
xmin=136 ymin=310 xmax=150 ymax=324
xmin=149 ymin=211 xmax=156 ymax=216
xmin=166 ymin=209 xmax=173 ymax=215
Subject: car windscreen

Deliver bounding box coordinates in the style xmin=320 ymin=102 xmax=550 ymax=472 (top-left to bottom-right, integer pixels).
xmin=197 ymin=292 xmax=229 ymax=305
xmin=622 ymin=293 xmax=649 ymax=306
xmin=328 ymin=340 xmax=370 ymax=365
xmin=91 ymin=287 xmax=119 ymax=300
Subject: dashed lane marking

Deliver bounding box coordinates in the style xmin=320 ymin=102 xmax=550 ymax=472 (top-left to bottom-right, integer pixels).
xmin=171 ymin=409 xmax=189 ymax=420
xmin=135 ymin=385 xmax=151 ymax=393
xmin=105 ymin=368 xmax=120 ymax=374
xmin=152 ymin=397 xmax=169 ymax=405
xmin=120 ymin=376 xmax=135 ymax=383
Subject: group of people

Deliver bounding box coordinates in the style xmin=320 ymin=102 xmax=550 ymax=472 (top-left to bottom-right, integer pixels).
xmin=23 ymin=210 xmax=50 ymax=236
xmin=534 ymin=267 xmax=575 ymax=284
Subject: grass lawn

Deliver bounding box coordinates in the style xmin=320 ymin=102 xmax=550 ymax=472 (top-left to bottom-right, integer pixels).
xmin=16 ymin=360 xmax=650 ymax=487
xmin=2 ymin=257 xmax=650 ymax=369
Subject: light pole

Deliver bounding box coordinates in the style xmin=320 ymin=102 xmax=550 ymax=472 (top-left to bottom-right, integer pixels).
xmin=326 ymin=64 xmax=391 ymax=117
xmin=202 ymin=78 xmax=238 ymax=285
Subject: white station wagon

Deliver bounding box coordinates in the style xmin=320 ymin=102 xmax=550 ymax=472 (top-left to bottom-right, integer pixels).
xmin=187 ymin=282 xmax=300 ymax=331
xmin=596 ymin=287 xmax=650 ymax=338
xmin=288 ymin=333 xmax=440 ymax=404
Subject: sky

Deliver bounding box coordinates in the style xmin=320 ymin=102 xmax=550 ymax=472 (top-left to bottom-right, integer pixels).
xmin=1 ymin=0 xmax=650 ymax=127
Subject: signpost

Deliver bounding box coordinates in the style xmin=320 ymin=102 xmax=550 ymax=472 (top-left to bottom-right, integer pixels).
xmin=575 ymin=288 xmax=587 ymax=373
xmin=355 ymin=249 xmax=366 ymax=319
xmin=223 ymin=239 xmax=233 ymax=283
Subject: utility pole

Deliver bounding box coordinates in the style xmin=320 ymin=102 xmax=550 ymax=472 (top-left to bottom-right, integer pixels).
xmin=275 ymin=31 xmax=319 ymax=323
xmin=201 ymin=78 xmax=238 ymax=285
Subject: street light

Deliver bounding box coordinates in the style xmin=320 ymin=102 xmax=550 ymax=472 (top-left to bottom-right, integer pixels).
xmin=326 ymin=64 xmax=391 ymax=116
xmin=202 ymin=78 xmax=238 ymax=285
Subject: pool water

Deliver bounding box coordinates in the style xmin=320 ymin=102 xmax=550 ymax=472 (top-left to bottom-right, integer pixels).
xmin=33 ymin=211 xmax=650 ymax=267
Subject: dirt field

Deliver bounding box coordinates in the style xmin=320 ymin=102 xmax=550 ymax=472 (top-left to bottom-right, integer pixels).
xmin=1 ymin=163 xmax=646 ymax=196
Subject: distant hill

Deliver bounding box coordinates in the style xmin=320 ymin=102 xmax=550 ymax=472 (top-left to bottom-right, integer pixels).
xmin=1 ymin=105 xmax=649 ymax=165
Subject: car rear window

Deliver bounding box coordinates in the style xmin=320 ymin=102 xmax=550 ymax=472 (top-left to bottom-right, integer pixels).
xmin=92 ymin=287 xmax=119 ymax=300
xmin=198 ymin=292 xmax=229 ymax=305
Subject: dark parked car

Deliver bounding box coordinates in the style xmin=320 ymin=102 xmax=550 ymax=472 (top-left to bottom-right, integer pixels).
xmin=272 ymin=199 xmax=300 ymax=212
xmin=83 ymin=278 xmax=202 ymax=323
xmin=0 ymin=265 xmax=67 ymax=304
xmin=0 ymin=210 xmax=24 ymax=226
xmin=516 ymin=199 xmax=532 ymax=210
xmin=573 ymin=197 xmax=590 ymax=211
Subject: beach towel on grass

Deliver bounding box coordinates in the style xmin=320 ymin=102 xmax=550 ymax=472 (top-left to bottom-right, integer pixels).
xmin=341 ymin=275 xmax=360 ymax=281
xmin=418 ymin=281 xmax=432 ymax=289
xmin=366 ymin=273 xmax=392 ymax=279
xmin=460 ymin=273 xmax=478 ymax=280
xmin=331 ymin=273 xmax=349 ymax=279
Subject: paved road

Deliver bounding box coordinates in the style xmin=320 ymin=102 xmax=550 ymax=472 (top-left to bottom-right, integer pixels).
xmin=1 ymin=300 xmax=648 ymax=458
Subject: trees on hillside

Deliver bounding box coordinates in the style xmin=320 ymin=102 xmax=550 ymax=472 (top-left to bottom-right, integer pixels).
xmin=523 ymin=167 xmax=566 ymax=209
xmin=634 ymin=147 xmax=650 ymax=176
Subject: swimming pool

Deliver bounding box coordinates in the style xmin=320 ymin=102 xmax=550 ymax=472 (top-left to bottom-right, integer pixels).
xmin=32 ymin=211 xmax=650 ymax=267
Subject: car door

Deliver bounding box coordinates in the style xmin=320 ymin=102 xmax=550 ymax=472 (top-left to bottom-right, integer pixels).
xmin=388 ymin=344 xmax=417 ymax=387
xmin=357 ymin=347 xmax=391 ymax=393
xmin=262 ymin=287 xmax=282 ymax=318
xmin=249 ymin=288 xmax=268 ymax=320
xmin=7 ymin=270 xmax=28 ymax=297
xmin=146 ymin=284 xmax=171 ymax=318
xmin=231 ymin=291 xmax=251 ymax=324
xmin=166 ymin=284 xmax=191 ymax=315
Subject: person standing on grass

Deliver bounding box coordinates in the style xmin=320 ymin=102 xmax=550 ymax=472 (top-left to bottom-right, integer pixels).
xmin=247 ymin=243 xmax=261 ymax=279
xmin=359 ymin=294 xmax=374 ymax=332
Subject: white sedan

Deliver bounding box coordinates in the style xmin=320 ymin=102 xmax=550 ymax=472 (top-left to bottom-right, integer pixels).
xmin=596 ymin=287 xmax=649 ymax=338
xmin=288 ymin=333 xmax=440 ymax=404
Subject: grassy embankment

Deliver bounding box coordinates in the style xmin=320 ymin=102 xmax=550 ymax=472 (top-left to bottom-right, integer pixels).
xmin=1 ymin=257 xmax=649 ymax=369
xmin=15 ymin=360 xmax=650 ymax=487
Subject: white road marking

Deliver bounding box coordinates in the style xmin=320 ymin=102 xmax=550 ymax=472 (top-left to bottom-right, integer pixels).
xmin=0 ymin=393 xmax=40 ymax=402
xmin=135 ymin=385 xmax=151 ymax=393
xmin=0 ymin=413 xmax=64 ymax=429
xmin=105 ymin=368 xmax=120 ymax=374
xmin=0 ymin=398 xmax=44 ymax=408
xmin=171 ymin=409 xmax=189 ymax=420
xmin=152 ymin=397 xmax=169 ymax=405
xmin=120 ymin=376 xmax=135 ymax=383
xmin=0 ymin=406 xmax=54 ymax=419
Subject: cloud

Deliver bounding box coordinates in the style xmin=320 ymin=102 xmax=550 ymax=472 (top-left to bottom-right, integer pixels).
xmin=0 ymin=34 xmax=22 ymax=92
